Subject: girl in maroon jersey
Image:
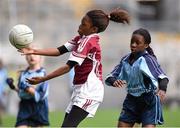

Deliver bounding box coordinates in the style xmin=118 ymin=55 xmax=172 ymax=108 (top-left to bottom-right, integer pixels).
xmin=19 ymin=8 xmax=130 ymax=127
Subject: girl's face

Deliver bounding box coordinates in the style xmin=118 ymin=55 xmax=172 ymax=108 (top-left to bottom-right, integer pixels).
xmin=26 ymin=54 xmax=41 ymax=66
xmin=130 ymin=34 xmax=148 ymax=54
xmin=78 ymin=15 xmax=97 ymax=36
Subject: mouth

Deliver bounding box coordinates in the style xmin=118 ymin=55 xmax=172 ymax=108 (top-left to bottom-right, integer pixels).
xmin=131 ymin=48 xmax=136 ymax=52
xmin=78 ymin=29 xmax=81 ymax=35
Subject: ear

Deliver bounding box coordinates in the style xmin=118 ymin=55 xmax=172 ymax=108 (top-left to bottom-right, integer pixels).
xmin=145 ymin=43 xmax=149 ymax=49
xmin=92 ymin=26 xmax=98 ymax=33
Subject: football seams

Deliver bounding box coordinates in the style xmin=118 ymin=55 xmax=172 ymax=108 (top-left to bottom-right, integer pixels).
xmin=9 ymin=24 xmax=33 ymax=49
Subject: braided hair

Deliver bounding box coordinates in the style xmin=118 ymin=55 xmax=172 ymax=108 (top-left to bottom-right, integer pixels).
xmin=86 ymin=8 xmax=130 ymax=33
xmin=132 ymin=28 xmax=156 ymax=58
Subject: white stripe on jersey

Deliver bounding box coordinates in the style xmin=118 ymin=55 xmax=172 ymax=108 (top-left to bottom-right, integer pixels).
xmin=69 ymin=53 xmax=84 ymax=65
xmin=64 ymin=41 xmax=76 ymax=52
xmin=77 ymin=37 xmax=89 ymax=53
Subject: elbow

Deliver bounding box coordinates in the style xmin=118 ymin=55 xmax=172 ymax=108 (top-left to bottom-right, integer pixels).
xmin=64 ymin=64 xmax=71 ymax=74
xmin=55 ymin=51 xmax=61 ymax=56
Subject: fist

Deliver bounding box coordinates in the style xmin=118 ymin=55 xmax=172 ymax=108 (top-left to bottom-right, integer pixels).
xmin=6 ymin=78 xmax=15 ymax=90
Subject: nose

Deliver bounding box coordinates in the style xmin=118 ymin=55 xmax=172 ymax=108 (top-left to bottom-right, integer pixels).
xmin=131 ymin=42 xmax=137 ymax=47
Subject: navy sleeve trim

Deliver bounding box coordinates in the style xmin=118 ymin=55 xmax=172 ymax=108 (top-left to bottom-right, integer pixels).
xmin=105 ymin=77 xmax=117 ymax=86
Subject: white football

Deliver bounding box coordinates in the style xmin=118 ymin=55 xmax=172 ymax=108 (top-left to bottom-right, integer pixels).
xmin=9 ymin=24 xmax=33 ymax=49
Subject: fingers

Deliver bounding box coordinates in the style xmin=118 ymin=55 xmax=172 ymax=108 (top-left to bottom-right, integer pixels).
xmin=26 ymin=77 xmax=43 ymax=85
xmin=26 ymin=78 xmax=36 ymax=85
xmin=17 ymin=49 xmax=27 ymax=56
xmin=113 ymin=80 xmax=126 ymax=88
xmin=26 ymin=78 xmax=32 ymax=83
xmin=157 ymin=90 xmax=166 ymax=102
xmin=17 ymin=48 xmax=33 ymax=55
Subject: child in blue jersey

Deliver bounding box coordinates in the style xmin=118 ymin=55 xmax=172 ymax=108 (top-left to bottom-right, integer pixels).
xmin=6 ymin=51 xmax=49 ymax=127
xmin=105 ymin=28 xmax=169 ymax=127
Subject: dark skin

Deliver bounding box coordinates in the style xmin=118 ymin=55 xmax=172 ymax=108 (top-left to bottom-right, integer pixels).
xmin=113 ymin=34 xmax=148 ymax=88
xmin=114 ymin=34 xmax=165 ymax=128
xmin=26 ymin=15 xmax=98 ymax=85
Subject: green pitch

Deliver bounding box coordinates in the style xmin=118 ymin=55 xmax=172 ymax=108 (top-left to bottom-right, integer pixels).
xmin=2 ymin=108 xmax=180 ymax=127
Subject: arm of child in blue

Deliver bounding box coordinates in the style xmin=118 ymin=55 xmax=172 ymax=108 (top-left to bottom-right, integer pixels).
xmin=105 ymin=62 xmax=122 ymax=86
xmin=34 ymin=81 xmax=49 ymax=102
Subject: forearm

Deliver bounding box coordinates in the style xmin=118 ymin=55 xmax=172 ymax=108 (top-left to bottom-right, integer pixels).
xmin=105 ymin=76 xmax=117 ymax=86
xmin=33 ymin=48 xmax=61 ymax=56
xmin=42 ymin=64 xmax=71 ymax=81
xmin=14 ymin=87 xmax=19 ymax=93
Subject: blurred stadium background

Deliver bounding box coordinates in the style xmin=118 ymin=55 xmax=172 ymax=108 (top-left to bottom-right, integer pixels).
xmin=0 ymin=0 xmax=180 ymax=126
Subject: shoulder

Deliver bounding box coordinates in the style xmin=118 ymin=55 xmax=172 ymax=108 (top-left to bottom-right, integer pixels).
xmin=84 ymin=34 xmax=99 ymax=46
xmin=68 ymin=35 xmax=81 ymax=45
xmin=78 ymin=34 xmax=99 ymax=51
xmin=121 ymin=54 xmax=130 ymax=62
xmin=88 ymin=34 xmax=99 ymax=42
xmin=142 ymin=53 xmax=158 ymax=63
xmin=19 ymin=69 xmax=27 ymax=74
xmin=141 ymin=53 xmax=160 ymax=67
xmin=37 ymin=67 xmax=46 ymax=75
xmin=72 ymin=35 xmax=81 ymax=42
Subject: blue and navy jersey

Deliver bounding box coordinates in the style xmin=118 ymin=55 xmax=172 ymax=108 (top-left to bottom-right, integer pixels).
xmin=106 ymin=51 xmax=168 ymax=97
xmin=18 ymin=67 xmax=49 ymax=102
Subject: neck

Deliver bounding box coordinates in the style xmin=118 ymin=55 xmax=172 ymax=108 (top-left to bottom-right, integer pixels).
xmin=28 ymin=64 xmax=41 ymax=71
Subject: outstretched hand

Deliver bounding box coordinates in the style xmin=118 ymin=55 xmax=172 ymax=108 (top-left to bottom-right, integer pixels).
xmin=18 ymin=47 xmax=34 ymax=55
xmin=6 ymin=77 xmax=16 ymax=90
xmin=26 ymin=77 xmax=44 ymax=85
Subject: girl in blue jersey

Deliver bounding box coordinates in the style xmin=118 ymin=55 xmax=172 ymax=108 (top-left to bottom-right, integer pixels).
xmin=105 ymin=28 xmax=169 ymax=127
xmin=6 ymin=52 xmax=49 ymax=127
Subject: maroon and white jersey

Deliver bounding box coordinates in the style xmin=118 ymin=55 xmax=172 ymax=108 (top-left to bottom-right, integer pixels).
xmin=64 ymin=34 xmax=104 ymax=101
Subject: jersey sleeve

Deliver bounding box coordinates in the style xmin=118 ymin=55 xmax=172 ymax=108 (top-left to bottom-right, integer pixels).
xmin=68 ymin=37 xmax=93 ymax=65
xmin=105 ymin=55 xmax=129 ymax=86
xmin=64 ymin=36 xmax=80 ymax=52
xmin=105 ymin=60 xmax=123 ymax=86
xmin=140 ymin=55 xmax=168 ymax=80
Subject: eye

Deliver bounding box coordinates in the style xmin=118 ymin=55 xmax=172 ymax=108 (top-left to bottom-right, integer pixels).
xmin=136 ymin=42 xmax=140 ymax=45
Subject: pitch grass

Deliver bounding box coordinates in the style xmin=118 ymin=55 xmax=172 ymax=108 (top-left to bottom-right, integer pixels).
xmin=2 ymin=108 xmax=180 ymax=127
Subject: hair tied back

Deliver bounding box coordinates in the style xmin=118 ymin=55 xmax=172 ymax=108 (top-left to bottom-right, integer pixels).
xmin=108 ymin=15 xmax=111 ymax=19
